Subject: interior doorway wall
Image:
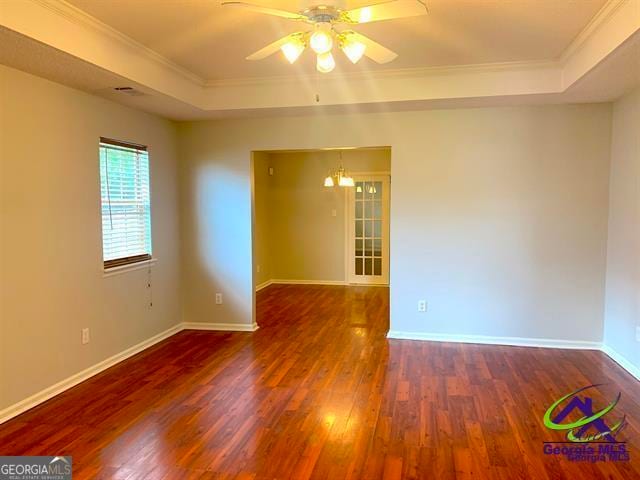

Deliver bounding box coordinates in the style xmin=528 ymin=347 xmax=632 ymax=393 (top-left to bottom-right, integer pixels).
xmin=252 ymin=148 xmax=391 ymax=290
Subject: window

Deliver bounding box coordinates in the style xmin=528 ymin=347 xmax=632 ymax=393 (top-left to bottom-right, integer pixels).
xmin=99 ymin=138 xmax=152 ymax=269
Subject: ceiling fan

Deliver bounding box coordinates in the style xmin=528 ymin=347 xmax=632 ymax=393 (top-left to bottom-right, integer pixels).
xmin=222 ymin=1 xmax=428 ymax=73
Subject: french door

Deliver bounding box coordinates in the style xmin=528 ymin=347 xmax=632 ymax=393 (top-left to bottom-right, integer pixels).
xmin=347 ymin=175 xmax=390 ymax=285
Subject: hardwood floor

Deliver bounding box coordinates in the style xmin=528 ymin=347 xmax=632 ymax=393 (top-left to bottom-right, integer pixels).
xmin=1 ymin=284 xmax=639 ymax=479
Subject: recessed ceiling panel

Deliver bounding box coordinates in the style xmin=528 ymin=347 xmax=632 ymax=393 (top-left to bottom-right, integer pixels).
xmin=65 ymin=0 xmax=607 ymax=81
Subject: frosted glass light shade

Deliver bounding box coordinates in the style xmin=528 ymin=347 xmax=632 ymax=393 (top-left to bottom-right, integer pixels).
xmin=339 ymin=176 xmax=355 ymax=187
xmin=281 ymin=41 xmax=305 ymax=64
xmin=342 ymin=40 xmax=366 ymax=64
xmin=316 ymin=52 xmax=336 ymax=73
xmin=310 ymin=23 xmax=333 ymax=54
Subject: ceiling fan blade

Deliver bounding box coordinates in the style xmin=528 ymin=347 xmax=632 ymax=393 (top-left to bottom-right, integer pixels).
xmin=346 ymin=32 xmax=398 ymax=64
xmin=222 ymin=2 xmax=308 ymax=21
xmin=246 ymin=33 xmax=303 ymax=60
xmin=341 ymin=0 xmax=428 ymax=24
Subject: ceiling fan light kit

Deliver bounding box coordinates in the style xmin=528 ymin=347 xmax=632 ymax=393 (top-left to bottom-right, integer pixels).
xmin=223 ymin=1 xmax=428 ymax=74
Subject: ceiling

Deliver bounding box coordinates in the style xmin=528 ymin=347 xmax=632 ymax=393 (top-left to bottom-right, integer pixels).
xmin=65 ymin=0 xmax=607 ymax=81
xmin=0 ymin=0 xmax=637 ymax=119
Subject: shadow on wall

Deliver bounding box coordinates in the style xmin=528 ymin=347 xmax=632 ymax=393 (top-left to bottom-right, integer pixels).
xmin=194 ymin=163 xmax=253 ymax=323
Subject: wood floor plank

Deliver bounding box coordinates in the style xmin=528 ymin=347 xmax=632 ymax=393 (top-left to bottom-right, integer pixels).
xmin=1 ymin=284 xmax=639 ymax=479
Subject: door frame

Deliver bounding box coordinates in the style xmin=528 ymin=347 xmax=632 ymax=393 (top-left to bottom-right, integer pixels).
xmin=345 ymin=173 xmax=390 ymax=285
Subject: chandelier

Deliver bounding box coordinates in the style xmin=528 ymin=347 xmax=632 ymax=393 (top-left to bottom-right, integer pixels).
xmin=323 ymin=165 xmax=354 ymax=187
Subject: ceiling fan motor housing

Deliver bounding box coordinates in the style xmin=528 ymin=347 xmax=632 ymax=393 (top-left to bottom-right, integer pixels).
xmin=302 ymin=6 xmax=340 ymax=23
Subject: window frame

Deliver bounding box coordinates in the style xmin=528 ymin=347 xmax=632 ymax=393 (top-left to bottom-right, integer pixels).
xmin=99 ymin=137 xmax=153 ymax=270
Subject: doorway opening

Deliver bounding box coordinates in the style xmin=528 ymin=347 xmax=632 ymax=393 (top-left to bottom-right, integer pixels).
xmin=251 ymin=147 xmax=391 ymax=329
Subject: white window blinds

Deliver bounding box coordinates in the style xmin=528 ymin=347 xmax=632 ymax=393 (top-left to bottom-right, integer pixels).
xmin=99 ymin=138 xmax=152 ymax=268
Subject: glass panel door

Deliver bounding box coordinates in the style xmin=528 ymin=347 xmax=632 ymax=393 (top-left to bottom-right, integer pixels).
xmin=348 ymin=176 xmax=389 ymax=285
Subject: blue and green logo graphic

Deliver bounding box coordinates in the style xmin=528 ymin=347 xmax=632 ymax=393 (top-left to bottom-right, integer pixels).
xmin=542 ymin=385 xmax=630 ymax=462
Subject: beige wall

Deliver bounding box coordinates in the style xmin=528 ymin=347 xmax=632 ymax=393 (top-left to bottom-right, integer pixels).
xmin=254 ymin=149 xmax=390 ymax=284
xmin=252 ymin=151 xmax=272 ymax=286
xmin=603 ymin=87 xmax=640 ymax=372
xmin=0 ymin=66 xmax=181 ymax=411
xmin=0 ymin=61 xmax=626 ymax=414
xmin=178 ymin=104 xmax=612 ymax=342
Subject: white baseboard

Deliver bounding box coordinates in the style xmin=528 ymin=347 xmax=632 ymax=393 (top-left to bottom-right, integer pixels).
xmin=256 ymin=280 xmax=391 ymax=291
xmin=0 ymin=323 xmax=182 ymax=425
xmin=387 ymin=331 xmax=602 ymax=350
xmin=387 ymin=331 xmax=639 ymax=382
xmin=0 ymin=321 xmax=260 ymax=425
xmin=255 ymin=280 xmax=273 ymax=291
xmin=265 ymin=279 xmax=347 ymax=288
xmin=3 ymin=323 xmax=635 ymax=426
xmin=182 ymin=322 xmax=259 ymax=332
xmin=601 ymin=344 xmax=640 ymax=381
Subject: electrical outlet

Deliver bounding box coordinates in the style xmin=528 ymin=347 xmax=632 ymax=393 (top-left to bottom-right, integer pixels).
xmin=636 ymin=326 xmax=640 ymax=342
xmin=331 ymin=209 xmax=337 ymax=217
xmin=418 ymin=300 xmax=427 ymax=312
xmin=81 ymin=328 xmax=90 ymax=345
xmin=215 ymin=293 xmax=223 ymax=305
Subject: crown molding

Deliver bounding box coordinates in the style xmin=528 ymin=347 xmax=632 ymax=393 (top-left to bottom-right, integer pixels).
xmin=560 ymin=0 xmax=628 ymax=62
xmin=204 ymin=59 xmax=559 ymax=89
xmin=30 ymin=0 xmax=205 ymax=86
xmin=559 ymin=0 xmax=639 ymax=90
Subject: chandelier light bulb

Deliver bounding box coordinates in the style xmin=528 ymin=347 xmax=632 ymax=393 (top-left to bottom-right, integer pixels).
xmin=310 ymin=23 xmax=333 ymax=54
xmin=316 ymin=52 xmax=336 ymax=73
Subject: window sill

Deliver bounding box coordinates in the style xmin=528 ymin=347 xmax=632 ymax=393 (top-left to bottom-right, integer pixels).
xmin=103 ymin=258 xmax=157 ymax=278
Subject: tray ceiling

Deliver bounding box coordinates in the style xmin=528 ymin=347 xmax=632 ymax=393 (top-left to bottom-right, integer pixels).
xmin=0 ymin=0 xmax=637 ymax=119
xmin=65 ymin=0 xmax=607 ymax=81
